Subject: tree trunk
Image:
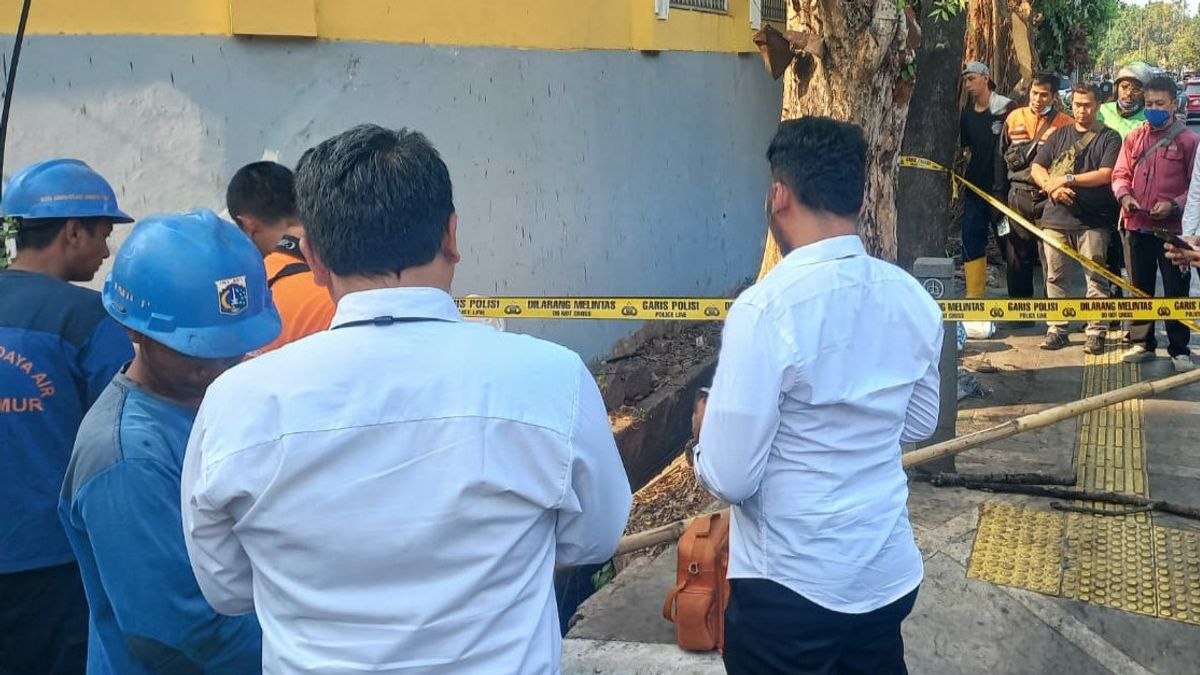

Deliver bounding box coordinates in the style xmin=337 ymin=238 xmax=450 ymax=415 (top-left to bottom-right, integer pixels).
xmin=895 ymin=3 xmax=968 ymax=270
xmin=757 ymin=0 xmax=912 ymax=279
xmin=965 ymin=0 xmax=1039 ymax=99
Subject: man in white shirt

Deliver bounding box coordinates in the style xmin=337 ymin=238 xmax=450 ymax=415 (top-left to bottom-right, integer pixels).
xmin=693 ymin=117 xmax=942 ymax=674
xmin=181 ymin=125 xmax=632 ymax=674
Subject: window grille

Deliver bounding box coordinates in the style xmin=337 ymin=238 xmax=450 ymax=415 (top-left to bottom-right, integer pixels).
xmin=669 ymin=0 xmax=728 ymax=14
xmin=762 ymin=0 xmax=786 ymax=23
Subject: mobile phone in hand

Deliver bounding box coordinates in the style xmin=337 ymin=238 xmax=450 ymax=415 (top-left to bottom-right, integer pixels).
xmin=1152 ymin=228 xmax=1193 ymax=251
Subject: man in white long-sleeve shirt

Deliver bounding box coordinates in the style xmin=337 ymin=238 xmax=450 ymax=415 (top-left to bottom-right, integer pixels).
xmin=180 ymin=124 xmax=632 ymax=674
xmin=693 ymin=117 xmax=942 ymax=674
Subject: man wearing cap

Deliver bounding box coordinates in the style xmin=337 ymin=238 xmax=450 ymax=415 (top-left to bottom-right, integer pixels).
xmin=960 ymin=61 xmax=1017 ymax=298
xmin=0 ymin=159 xmax=134 ymax=675
xmin=59 ymin=210 xmax=276 ymax=674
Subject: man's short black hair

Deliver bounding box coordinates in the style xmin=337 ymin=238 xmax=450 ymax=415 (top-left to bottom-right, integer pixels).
xmin=14 ymin=218 xmax=103 ymax=251
xmin=1145 ymin=75 xmax=1178 ymax=100
xmin=767 ymin=117 xmax=866 ymax=218
xmin=1071 ymin=82 xmax=1100 ymax=101
xmin=1031 ymin=73 xmax=1060 ymax=91
xmin=226 ymin=161 xmax=297 ymax=224
xmin=295 ymin=125 xmax=455 ymax=277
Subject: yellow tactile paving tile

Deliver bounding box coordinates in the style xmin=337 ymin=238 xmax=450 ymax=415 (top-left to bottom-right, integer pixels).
xmin=1061 ymin=514 xmax=1158 ymax=617
xmin=1153 ymin=527 xmax=1200 ymax=624
xmin=967 ymin=502 xmax=1064 ymax=597
xmin=964 ymin=333 xmax=1200 ymax=621
xmin=969 ymin=503 xmax=1200 ymax=626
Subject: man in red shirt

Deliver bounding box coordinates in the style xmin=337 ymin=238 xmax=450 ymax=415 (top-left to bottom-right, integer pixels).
xmin=226 ymin=161 xmax=335 ymax=355
xmin=1111 ymin=76 xmax=1199 ymax=371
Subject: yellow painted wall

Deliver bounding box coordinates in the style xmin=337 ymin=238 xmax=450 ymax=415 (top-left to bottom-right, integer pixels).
xmin=0 ymin=0 xmax=229 ymax=36
xmin=0 ymin=0 xmax=779 ymax=52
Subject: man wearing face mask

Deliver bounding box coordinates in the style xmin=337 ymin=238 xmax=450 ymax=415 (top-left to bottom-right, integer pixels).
xmin=1097 ymin=63 xmax=1154 ymax=320
xmin=1099 ymin=63 xmax=1151 ymax=139
xmin=1112 ymin=75 xmax=1199 ymax=372
xmin=999 ymin=73 xmax=1073 ymax=299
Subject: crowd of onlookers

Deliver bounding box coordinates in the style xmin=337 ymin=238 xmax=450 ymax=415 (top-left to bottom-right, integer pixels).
xmin=961 ymin=60 xmax=1200 ymax=372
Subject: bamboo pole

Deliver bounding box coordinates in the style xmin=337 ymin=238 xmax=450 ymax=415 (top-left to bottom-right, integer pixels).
xmin=614 ymin=366 xmax=1200 ymax=556
xmin=901 ymin=365 xmax=1200 ymax=467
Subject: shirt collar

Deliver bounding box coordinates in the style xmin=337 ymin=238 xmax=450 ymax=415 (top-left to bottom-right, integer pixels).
xmin=113 ymin=370 xmax=196 ymax=416
xmin=331 ymin=287 xmax=463 ymax=329
xmin=777 ymin=235 xmax=866 ymax=269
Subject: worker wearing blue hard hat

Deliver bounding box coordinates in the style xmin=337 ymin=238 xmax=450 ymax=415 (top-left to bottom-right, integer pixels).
xmin=59 ymin=209 xmax=278 ymax=674
xmin=0 ymin=159 xmax=134 ymax=675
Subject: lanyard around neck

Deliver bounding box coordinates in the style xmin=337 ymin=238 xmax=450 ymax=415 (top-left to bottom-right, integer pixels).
xmin=331 ymin=316 xmax=452 ymax=330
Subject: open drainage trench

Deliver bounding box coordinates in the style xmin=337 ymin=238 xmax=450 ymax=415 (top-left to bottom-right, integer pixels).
xmin=556 ymin=322 xmax=720 ymax=621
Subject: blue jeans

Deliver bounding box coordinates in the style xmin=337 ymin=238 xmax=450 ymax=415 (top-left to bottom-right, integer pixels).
xmin=962 ymin=192 xmax=992 ymax=262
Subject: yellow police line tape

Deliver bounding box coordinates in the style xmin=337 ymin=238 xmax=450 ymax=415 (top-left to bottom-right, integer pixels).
xmin=897 ymin=156 xmax=1200 ymax=333
xmin=456 ymin=156 xmax=1200 ymax=324
xmin=454 ymin=296 xmax=1200 ymax=322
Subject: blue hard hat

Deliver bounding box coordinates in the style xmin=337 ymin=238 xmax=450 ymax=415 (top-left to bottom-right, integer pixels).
xmin=103 ymin=209 xmax=281 ymax=359
xmin=1 ymin=159 xmax=133 ymax=223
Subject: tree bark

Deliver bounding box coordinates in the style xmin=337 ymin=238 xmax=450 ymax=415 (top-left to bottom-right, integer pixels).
xmin=895 ymin=3 xmax=967 ymax=270
xmin=965 ymin=0 xmax=1039 ymax=99
xmin=757 ymin=0 xmax=912 ymax=279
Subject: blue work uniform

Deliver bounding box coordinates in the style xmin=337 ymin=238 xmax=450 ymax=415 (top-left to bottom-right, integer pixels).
xmin=0 ymin=269 xmax=133 ymax=673
xmin=60 ymin=372 xmax=262 ymax=674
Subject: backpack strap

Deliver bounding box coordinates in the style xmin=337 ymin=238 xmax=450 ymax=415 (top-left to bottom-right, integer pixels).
xmin=1048 ymin=125 xmax=1102 ymax=178
xmin=1133 ymin=122 xmax=1186 ymax=170
xmin=268 ymin=262 xmax=311 ymax=288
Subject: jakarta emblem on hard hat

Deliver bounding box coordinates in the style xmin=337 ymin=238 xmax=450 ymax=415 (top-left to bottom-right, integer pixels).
xmin=103 ymin=208 xmax=281 ymax=359
xmin=216 ymin=275 xmax=250 ymax=316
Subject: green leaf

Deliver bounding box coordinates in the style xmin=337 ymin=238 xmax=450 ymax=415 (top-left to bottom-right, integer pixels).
xmin=591 ymin=561 xmax=616 ymax=591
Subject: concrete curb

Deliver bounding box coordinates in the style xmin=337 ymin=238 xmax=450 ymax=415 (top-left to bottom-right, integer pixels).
xmin=562 ymin=639 xmax=724 ymax=674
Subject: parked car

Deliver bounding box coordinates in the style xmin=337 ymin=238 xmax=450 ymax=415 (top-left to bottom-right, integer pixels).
xmin=1185 ymin=79 xmax=1200 ymax=123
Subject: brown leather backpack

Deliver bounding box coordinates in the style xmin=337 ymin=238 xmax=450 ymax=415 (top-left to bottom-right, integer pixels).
xmin=661 ymin=512 xmax=731 ymax=652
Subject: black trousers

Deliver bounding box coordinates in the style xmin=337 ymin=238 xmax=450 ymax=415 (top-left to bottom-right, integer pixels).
xmin=723 ymin=578 xmax=919 ymax=675
xmin=1004 ymin=187 xmax=1045 ymax=298
xmin=1107 ymin=230 xmax=1126 ymax=298
xmin=1124 ymin=230 xmax=1192 ymax=356
xmin=0 ymin=563 xmax=88 ymax=675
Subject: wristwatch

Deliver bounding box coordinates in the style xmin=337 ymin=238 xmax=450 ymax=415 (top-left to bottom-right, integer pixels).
xmin=1066 ymin=174 xmax=1076 ymax=185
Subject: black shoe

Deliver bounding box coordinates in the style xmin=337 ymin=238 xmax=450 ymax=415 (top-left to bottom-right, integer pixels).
xmin=1040 ymin=331 xmax=1069 ymax=350
xmin=1084 ymin=334 xmax=1105 ymax=354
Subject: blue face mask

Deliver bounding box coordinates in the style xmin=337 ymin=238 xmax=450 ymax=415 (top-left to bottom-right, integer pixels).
xmin=1145 ymin=108 xmax=1172 ymax=128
